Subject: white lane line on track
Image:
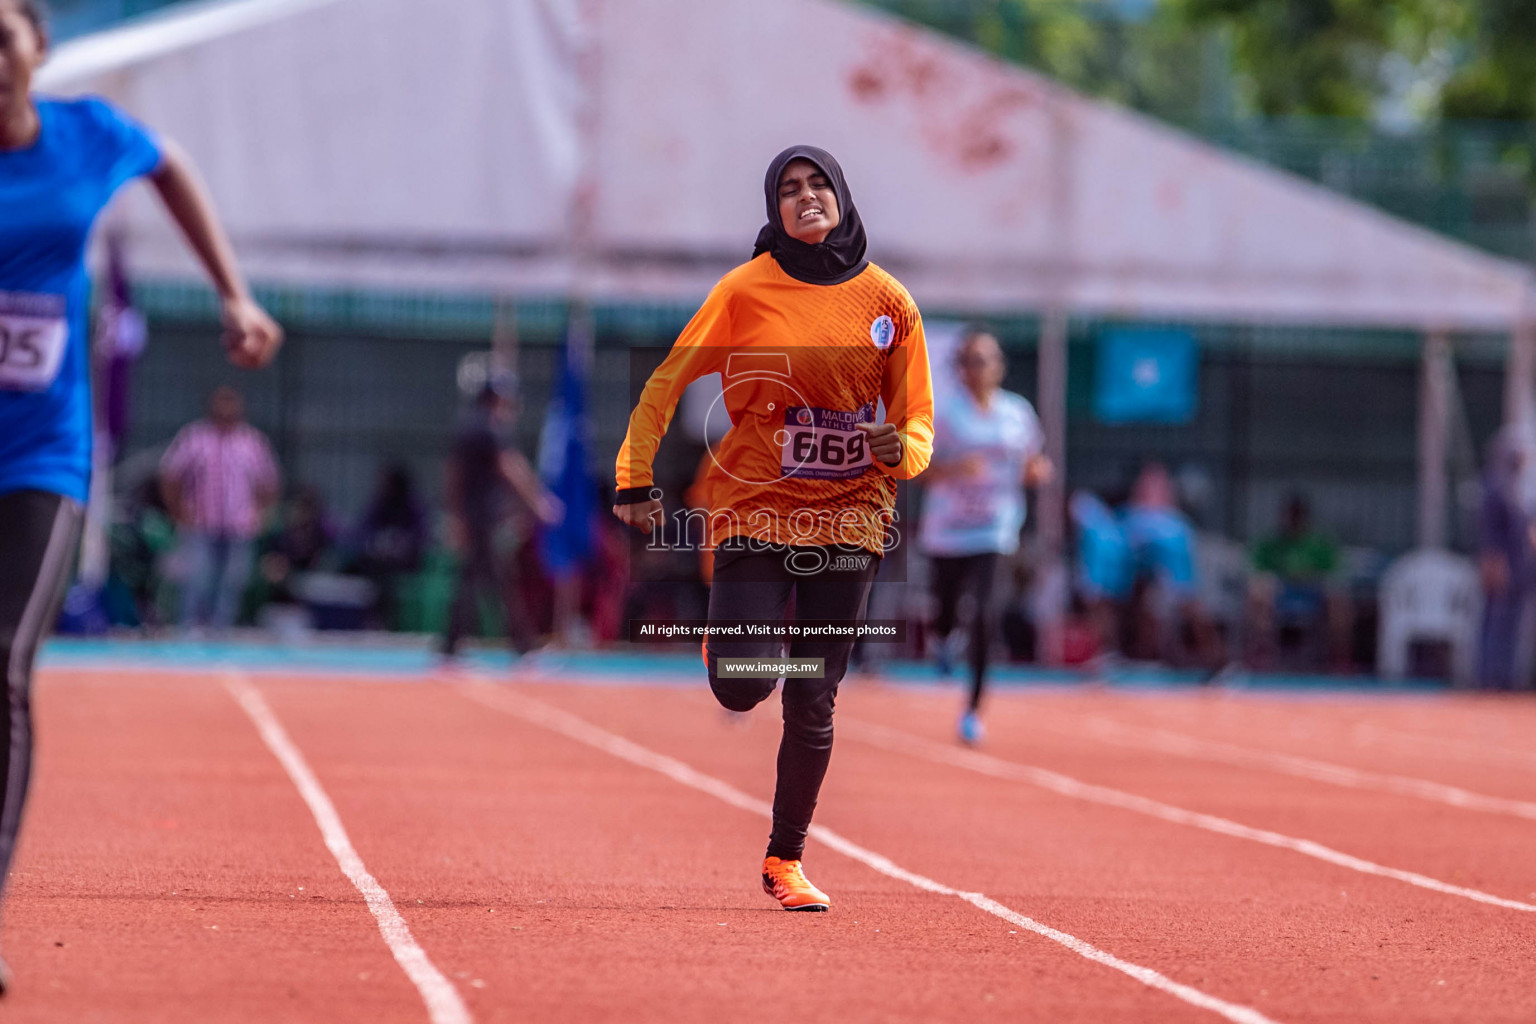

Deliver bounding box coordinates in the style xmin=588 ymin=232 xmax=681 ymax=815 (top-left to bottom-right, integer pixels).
xmin=457 ymin=683 xmax=1283 ymax=1024
xmin=224 ymin=673 xmax=473 ymax=1024
xmin=839 ymin=717 xmax=1536 ymax=914
xmin=1349 ymin=721 xmax=1536 ymax=773
xmin=1150 ymin=702 xmax=1536 ymax=775
xmin=1037 ymin=713 xmax=1536 ymax=823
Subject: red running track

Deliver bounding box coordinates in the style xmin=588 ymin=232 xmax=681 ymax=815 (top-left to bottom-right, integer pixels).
xmin=4 ymin=666 xmax=1535 ymax=1022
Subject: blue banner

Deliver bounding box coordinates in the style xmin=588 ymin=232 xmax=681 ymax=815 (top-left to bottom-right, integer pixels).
xmin=538 ymin=322 xmax=596 ymax=575
xmin=1093 ymin=327 xmax=1198 ymax=425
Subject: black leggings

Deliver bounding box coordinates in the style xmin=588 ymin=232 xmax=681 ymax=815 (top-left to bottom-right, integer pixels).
xmin=704 ymin=544 xmax=877 ymax=862
xmin=0 ymin=490 xmax=83 ymax=907
xmin=929 ymin=553 xmax=1000 ymax=712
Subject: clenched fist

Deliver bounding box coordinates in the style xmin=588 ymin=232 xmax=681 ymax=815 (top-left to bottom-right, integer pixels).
xmin=612 ymin=498 xmax=664 ymax=533
xmin=855 ymin=422 xmax=903 ymax=467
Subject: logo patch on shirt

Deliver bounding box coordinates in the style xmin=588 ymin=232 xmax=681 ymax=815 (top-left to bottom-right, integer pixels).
xmin=869 ymin=315 xmax=895 ymax=350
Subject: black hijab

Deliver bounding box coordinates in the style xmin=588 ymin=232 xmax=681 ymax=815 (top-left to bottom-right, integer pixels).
xmin=752 ymin=145 xmax=869 ymax=286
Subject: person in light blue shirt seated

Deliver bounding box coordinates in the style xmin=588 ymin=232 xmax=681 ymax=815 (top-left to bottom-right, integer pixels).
xmin=1095 ymin=464 xmax=1222 ymax=675
xmin=1069 ymin=488 xmax=1130 ymax=660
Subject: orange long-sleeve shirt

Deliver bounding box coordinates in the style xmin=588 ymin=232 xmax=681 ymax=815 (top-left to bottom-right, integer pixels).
xmin=616 ymin=254 xmax=934 ymax=555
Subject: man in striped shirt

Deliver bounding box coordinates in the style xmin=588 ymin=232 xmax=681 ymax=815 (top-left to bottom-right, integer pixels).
xmin=159 ymin=386 xmax=280 ymax=629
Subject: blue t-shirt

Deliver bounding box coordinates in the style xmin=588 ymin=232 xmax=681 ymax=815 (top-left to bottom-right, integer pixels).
xmin=0 ymin=96 xmax=162 ymax=502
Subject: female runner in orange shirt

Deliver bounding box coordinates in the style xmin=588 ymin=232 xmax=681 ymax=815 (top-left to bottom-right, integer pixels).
xmin=613 ymin=146 xmax=933 ymax=911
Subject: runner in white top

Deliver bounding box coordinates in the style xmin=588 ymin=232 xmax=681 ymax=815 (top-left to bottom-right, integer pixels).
xmin=918 ymin=328 xmax=1051 ymax=744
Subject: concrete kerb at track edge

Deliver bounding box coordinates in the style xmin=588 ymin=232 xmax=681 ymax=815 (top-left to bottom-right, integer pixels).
xmin=838 ymin=717 xmax=1536 ymax=915
xmin=454 ymin=678 xmax=1285 ymax=1024
xmin=222 ymin=671 xmax=475 ymax=1024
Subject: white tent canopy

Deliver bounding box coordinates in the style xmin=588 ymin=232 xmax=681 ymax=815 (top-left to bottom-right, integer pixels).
xmin=38 ymin=0 xmax=1536 ymax=330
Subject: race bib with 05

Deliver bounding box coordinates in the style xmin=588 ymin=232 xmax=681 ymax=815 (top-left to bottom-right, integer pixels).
xmin=0 ymin=291 xmax=68 ymax=392
xmin=782 ymin=403 xmax=875 ymax=480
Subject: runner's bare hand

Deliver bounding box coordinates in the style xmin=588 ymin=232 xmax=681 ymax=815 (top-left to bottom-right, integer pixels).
xmin=612 ymin=499 xmax=664 ymax=533
xmin=856 ymin=422 xmax=903 ymax=466
xmin=223 ymin=296 xmax=283 ymax=369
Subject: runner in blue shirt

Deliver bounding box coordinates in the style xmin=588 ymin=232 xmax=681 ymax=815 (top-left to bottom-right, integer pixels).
xmin=0 ymin=0 xmax=281 ymax=993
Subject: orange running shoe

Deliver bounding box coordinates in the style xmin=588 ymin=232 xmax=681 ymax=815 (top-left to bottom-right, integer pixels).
xmin=762 ymin=857 xmax=830 ymax=912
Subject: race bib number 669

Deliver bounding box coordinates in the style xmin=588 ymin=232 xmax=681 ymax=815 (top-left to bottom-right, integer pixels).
xmin=781 ymin=403 xmax=875 ymax=480
xmin=0 ymin=291 xmax=68 ymax=392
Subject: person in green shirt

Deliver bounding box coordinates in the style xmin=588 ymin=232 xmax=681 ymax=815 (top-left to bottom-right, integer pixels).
xmin=1248 ymin=494 xmax=1351 ymax=669
xmin=1254 ymin=495 xmax=1339 ymax=582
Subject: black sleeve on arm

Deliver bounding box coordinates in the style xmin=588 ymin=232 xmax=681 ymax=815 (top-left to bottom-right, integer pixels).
xmin=614 ymin=486 xmax=660 ymax=506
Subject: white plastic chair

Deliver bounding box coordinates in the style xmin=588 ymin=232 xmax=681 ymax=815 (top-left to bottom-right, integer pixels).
xmin=1195 ymin=532 xmax=1249 ymax=659
xmin=1376 ymin=549 xmax=1481 ymax=685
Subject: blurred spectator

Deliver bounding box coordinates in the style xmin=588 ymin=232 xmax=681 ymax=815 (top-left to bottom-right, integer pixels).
xmin=581 ymin=483 xmax=631 ymax=644
xmin=1069 ymin=488 xmax=1132 ymax=662
xmin=1121 ymin=463 xmax=1223 ymax=672
xmin=108 ymin=473 xmax=178 ymax=628
xmin=259 ymin=484 xmax=339 ymax=605
xmin=1248 ymin=494 xmax=1351 ymax=670
xmin=1477 ymin=426 xmax=1536 ymax=690
xmin=349 ymin=463 xmax=429 ymax=629
xmin=159 ymin=386 xmax=279 ymax=630
xmin=440 ymin=379 xmax=561 ymax=660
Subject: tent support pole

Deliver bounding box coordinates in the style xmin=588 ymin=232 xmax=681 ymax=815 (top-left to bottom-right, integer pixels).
xmin=1504 ymin=309 xmax=1535 ymax=432
xmin=1418 ymin=329 xmax=1451 ymax=550
xmin=1033 ymin=90 xmax=1076 ymax=667
xmin=1036 ymin=305 xmax=1069 ymax=664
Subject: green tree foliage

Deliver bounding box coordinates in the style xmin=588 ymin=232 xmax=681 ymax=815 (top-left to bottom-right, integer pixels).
xmin=1150 ymin=0 xmax=1536 ymax=122
xmin=1174 ymin=0 xmax=1455 ymax=118
xmin=863 ymin=0 xmax=1536 ymax=123
xmin=1440 ymin=0 xmax=1536 ymax=121
xmin=864 ymin=1 xmax=1219 ymax=123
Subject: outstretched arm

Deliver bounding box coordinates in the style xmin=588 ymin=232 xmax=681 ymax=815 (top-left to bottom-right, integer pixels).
xmin=612 ymin=284 xmax=730 ymax=532
xmin=149 ymin=139 xmax=283 ymax=370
